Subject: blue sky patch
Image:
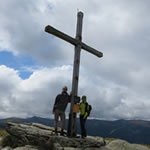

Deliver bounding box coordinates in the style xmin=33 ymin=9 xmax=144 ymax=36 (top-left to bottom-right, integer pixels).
xmin=0 ymin=51 xmax=35 ymax=79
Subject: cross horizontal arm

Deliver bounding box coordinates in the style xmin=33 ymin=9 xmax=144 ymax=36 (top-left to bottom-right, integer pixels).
xmin=45 ymin=25 xmax=103 ymax=58
xmin=45 ymin=25 xmax=77 ymax=45
xmin=81 ymin=42 xmax=103 ymax=57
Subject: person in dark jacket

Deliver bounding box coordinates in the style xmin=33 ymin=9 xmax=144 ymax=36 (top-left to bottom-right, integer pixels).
xmin=79 ymin=95 xmax=89 ymax=138
xmin=53 ymin=86 xmax=71 ymax=135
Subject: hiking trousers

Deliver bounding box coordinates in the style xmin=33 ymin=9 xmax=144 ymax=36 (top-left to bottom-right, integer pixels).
xmin=80 ymin=115 xmax=87 ymax=137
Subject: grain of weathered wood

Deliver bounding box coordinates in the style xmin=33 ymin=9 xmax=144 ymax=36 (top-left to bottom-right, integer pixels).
xmin=45 ymin=26 xmax=103 ymax=58
xmin=69 ymin=11 xmax=83 ymax=136
xmin=81 ymin=42 xmax=103 ymax=57
xmin=45 ymin=25 xmax=77 ymax=46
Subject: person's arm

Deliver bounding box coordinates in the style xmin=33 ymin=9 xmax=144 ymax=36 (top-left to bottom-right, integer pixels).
xmin=83 ymin=103 xmax=89 ymax=119
xmin=83 ymin=112 xmax=88 ymax=119
xmin=52 ymin=95 xmax=59 ymax=113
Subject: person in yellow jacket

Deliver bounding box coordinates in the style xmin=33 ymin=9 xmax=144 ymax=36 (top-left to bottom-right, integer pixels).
xmin=79 ymin=95 xmax=89 ymax=138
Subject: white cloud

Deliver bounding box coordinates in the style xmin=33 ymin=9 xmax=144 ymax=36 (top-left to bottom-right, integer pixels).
xmin=0 ymin=0 xmax=150 ymax=120
xmin=0 ymin=64 xmax=150 ymax=120
xmin=0 ymin=65 xmax=72 ymax=118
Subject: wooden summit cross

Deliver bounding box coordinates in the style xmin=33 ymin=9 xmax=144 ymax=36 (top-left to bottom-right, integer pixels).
xmin=45 ymin=11 xmax=103 ymax=137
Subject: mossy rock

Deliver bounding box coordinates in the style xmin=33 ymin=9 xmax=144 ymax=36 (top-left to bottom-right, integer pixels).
xmin=0 ymin=129 xmax=9 ymax=137
xmin=1 ymin=135 xmax=23 ymax=148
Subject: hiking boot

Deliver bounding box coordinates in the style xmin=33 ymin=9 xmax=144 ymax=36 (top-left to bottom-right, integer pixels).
xmin=81 ymin=135 xmax=86 ymax=139
xmin=60 ymin=130 xmax=64 ymax=136
xmin=54 ymin=129 xmax=58 ymax=135
xmin=81 ymin=136 xmax=85 ymax=139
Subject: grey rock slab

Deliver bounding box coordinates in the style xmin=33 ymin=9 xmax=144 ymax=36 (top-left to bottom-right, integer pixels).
xmin=48 ymin=136 xmax=105 ymax=148
xmin=13 ymin=145 xmax=38 ymax=150
xmin=6 ymin=122 xmax=106 ymax=149
xmin=62 ymin=147 xmax=111 ymax=150
xmin=106 ymin=139 xmax=150 ymax=150
xmin=1 ymin=146 xmax=13 ymax=150
xmin=7 ymin=122 xmax=148 ymax=150
xmin=0 ymin=137 xmax=3 ymax=146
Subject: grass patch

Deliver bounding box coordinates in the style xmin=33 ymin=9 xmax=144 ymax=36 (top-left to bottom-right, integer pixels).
xmin=143 ymin=145 xmax=150 ymax=148
xmin=104 ymin=137 xmax=117 ymax=141
xmin=105 ymin=138 xmax=150 ymax=148
xmin=0 ymin=130 xmax=18 ymax=148
xmin=0 ymin=129 xmax=9 ymax=137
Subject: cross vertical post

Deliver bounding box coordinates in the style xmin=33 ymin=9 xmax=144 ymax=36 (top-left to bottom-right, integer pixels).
xmin=68 ymin=12 xmax=83 ymax=137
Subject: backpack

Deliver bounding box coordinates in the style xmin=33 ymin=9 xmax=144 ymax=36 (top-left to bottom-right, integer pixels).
xmin=86 ymin=103 xmax=92 ymax=117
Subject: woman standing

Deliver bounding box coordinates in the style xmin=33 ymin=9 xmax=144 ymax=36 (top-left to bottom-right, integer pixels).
xmin=79 ymin=95 xmax=89 ymax=138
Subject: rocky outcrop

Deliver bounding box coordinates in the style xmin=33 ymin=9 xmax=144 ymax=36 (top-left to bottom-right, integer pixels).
xmin=0 ymin=122 xmax=149 ymax=150
xmin=3 ymin=122 xmax=105 ymax=150
xmin=106 ymin=139 xmax=149 ymax=150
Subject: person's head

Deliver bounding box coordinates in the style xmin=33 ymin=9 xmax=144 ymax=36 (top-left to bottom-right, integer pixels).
xmin=62 ymin=86 xmax=68 ymax=93
xmin=82 ymin=95 xmax=86 ymax=103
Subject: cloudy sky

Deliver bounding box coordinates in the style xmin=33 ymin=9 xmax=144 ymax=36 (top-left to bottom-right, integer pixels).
xmin=0 ymin=0 xmax=150 ymax=120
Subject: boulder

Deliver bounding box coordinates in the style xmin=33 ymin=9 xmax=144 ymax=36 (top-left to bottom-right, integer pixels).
xmin=2 ymin=122 xmax=149 ymax=150
xmin=0 ymin=137 xmax=3 ymax=149
xmin=13 ymin=145 xmax=38 ymax=150
xmin=1 ymin=146 xmax=13 ymax=150
xmin=5 ymin=122 xmax=105 ymax=149
xmin=106 ymin=139 xmax=149 ymax=150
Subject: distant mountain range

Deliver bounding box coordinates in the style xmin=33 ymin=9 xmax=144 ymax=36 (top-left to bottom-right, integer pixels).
xmin=0 ymin=116 xmax=150 ymax=145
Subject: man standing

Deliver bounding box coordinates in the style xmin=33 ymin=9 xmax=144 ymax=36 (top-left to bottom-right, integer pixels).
xmin=79 ymin=95 xmax=89 ymax=138
xmin=53 ymin=86 xmax=71 ymax=135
